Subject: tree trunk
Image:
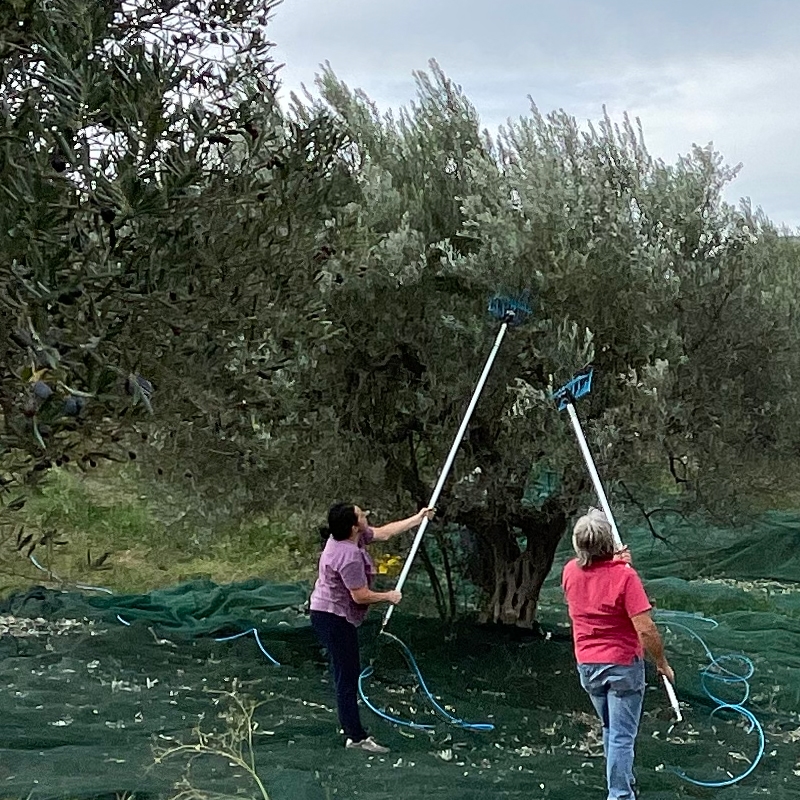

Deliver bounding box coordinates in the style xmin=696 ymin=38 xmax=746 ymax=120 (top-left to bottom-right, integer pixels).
xmin=472 ymin=508 xmax=568 ymax=628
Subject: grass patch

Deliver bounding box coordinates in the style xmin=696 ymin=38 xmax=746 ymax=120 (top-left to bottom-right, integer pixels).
xmin=1 ymin=466 xmax=319 ymax=597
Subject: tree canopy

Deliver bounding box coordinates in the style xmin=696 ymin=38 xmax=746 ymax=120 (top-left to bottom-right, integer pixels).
xmin=3 ymin=2 xmax=800 ymax=624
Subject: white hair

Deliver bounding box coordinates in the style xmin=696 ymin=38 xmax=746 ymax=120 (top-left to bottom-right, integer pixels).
xmin=572 ymin=507 xmax=616 ymax=568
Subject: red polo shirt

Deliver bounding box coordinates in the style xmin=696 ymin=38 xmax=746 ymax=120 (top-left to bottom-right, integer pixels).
xmin=562 ymin=558 xmax=652 ymax=665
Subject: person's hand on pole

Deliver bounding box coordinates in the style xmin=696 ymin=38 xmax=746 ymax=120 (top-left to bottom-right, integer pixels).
xmin=414 ymin=507 xmax=436 ymax=525
xmin=657 ymin=659 xmax=675 ymax=686
xmin=613 ymin=545 xmax=632 ymax=565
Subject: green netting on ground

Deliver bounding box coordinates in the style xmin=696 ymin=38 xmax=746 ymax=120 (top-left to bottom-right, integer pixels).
xmin=0 ymin=578 xmax=312 ymax=637
xmin=628 ymin=510 xmax=800 ymax=584
xmin=0 ymin=513 xmax=799 ymax=799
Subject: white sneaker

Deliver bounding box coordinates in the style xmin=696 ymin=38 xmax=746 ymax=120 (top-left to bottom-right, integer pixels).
xmin=345 ymin=735 xmax=390 ymax=754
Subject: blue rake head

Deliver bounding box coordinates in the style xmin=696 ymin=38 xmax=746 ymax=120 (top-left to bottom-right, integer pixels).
xmin=487 ymin=292 xmax=533 ymax=326
xmin=553 ymin=367 xmax=594 ymax=411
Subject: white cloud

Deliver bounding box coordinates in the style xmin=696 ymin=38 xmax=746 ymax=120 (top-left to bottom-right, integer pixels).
xmin=583 ymin=56 xmax=800 ymax=226
xmin=269 ymin=1 xmax=800 ymax=229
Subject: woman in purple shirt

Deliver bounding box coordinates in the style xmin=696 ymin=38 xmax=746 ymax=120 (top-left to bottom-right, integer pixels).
xmin=310 ymin=502 xmax=434 ymax=753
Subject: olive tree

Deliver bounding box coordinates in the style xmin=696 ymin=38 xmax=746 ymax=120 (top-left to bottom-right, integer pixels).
xmin=280 ymin=62 xmax=800 ymax=626
xmin=0 ymin=0 xmax=354 ymax=567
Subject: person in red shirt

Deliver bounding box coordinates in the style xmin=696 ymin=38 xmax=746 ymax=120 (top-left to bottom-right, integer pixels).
xmin=562 ymin=508 xmax=675 ymax=800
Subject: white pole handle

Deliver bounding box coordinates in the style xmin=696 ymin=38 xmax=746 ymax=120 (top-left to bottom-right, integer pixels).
xmin=662 ymin=675 xmax=682 ymax=721
xmin=564 ymin=401 xmax=622 ymax=549
xmin=382 ymin=321 xmax=511 ymax=631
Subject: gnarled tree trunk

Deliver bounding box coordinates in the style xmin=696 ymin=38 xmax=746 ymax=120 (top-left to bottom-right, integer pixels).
xmin=466 ymin=507 xmax=568 ymax=628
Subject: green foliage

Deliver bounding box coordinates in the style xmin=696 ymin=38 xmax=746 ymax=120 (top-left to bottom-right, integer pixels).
xmin=0 ymin=467 xmax=318 ymax=594
xmin=3 ymin=0 xmax=800 ymax=624
xmin=0 ymin=0 xmax=350 ymax=501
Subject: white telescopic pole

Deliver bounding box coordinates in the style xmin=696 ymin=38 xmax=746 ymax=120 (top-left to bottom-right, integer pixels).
xmin=564 ymin=401 xmax=622 ymax=549
xmin=382 ymin=320 xmax=511 ymax=631
xmin=563 ymin=396 xmax=681 ymax=720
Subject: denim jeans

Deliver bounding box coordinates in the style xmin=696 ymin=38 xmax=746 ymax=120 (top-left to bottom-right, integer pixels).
xmin=578 ymin=660 xmax=645 ymax=800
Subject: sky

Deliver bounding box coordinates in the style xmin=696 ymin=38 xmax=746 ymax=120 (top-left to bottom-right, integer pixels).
xmin=269 ymin=0 xmax=799 ymax=231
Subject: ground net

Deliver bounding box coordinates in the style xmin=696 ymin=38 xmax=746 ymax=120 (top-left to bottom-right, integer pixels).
xmin=1 ymin=513 xmax=800 ymax=799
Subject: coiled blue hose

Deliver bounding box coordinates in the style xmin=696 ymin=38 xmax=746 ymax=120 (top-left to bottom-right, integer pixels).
xmin=655 ymin=611 xmax=765 ymax=787
xmin=359 ymin=630 xmax=494 ymax=732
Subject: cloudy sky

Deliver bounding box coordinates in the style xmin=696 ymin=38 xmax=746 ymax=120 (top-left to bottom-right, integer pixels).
xmin=269 ymin=0 xmax=799 ymax=230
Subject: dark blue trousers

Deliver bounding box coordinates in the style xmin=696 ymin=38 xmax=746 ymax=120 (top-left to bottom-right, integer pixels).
xmin=310 ymin=610 xmax=368 ymax=742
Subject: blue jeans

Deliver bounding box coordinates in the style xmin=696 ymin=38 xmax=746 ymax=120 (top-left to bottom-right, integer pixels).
xmin=578 ymin=660 xmax=645 ymax=800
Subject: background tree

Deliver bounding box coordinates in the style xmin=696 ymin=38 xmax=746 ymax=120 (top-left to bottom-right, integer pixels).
xmin=0 ymin=0 xmax=354 ymax=568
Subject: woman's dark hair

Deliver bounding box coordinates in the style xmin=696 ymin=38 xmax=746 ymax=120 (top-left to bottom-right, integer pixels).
xmin=319 ymin=502 xmax=358 ymax=545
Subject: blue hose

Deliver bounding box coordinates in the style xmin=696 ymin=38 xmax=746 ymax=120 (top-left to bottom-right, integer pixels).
xmin=29 ymin=553 xmax=113 ymax=594
xmin=115 ymin=615 xmax=280 ymax=665
xmin=358 ymin=665 xmax=435 ymax=730
xmin=214 ymin=628 xmax=281 ymax=666
xmin=655 ymin=611 xmax=765 ymax=787
xmin=359 ymin=630 xmax=494 ymax=732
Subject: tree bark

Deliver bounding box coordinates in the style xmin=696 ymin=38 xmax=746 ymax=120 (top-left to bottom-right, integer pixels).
xmin=463 ymin=506 xmax=568 ymax=628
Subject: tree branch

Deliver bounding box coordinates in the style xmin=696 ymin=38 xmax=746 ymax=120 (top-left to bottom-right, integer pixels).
xmin=617 ymin=480 xmax=672 ymax=545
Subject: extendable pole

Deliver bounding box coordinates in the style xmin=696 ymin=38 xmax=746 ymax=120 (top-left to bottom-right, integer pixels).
xmin=663 ymin=672 xmax=683 ymax=722
xmin=563 ymin=400 xmax=622 ymax=550
xmin=563 ymin=394 xmax=681 ymax=721
xmin=382 ymin=319 xmax=512 ymax=631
